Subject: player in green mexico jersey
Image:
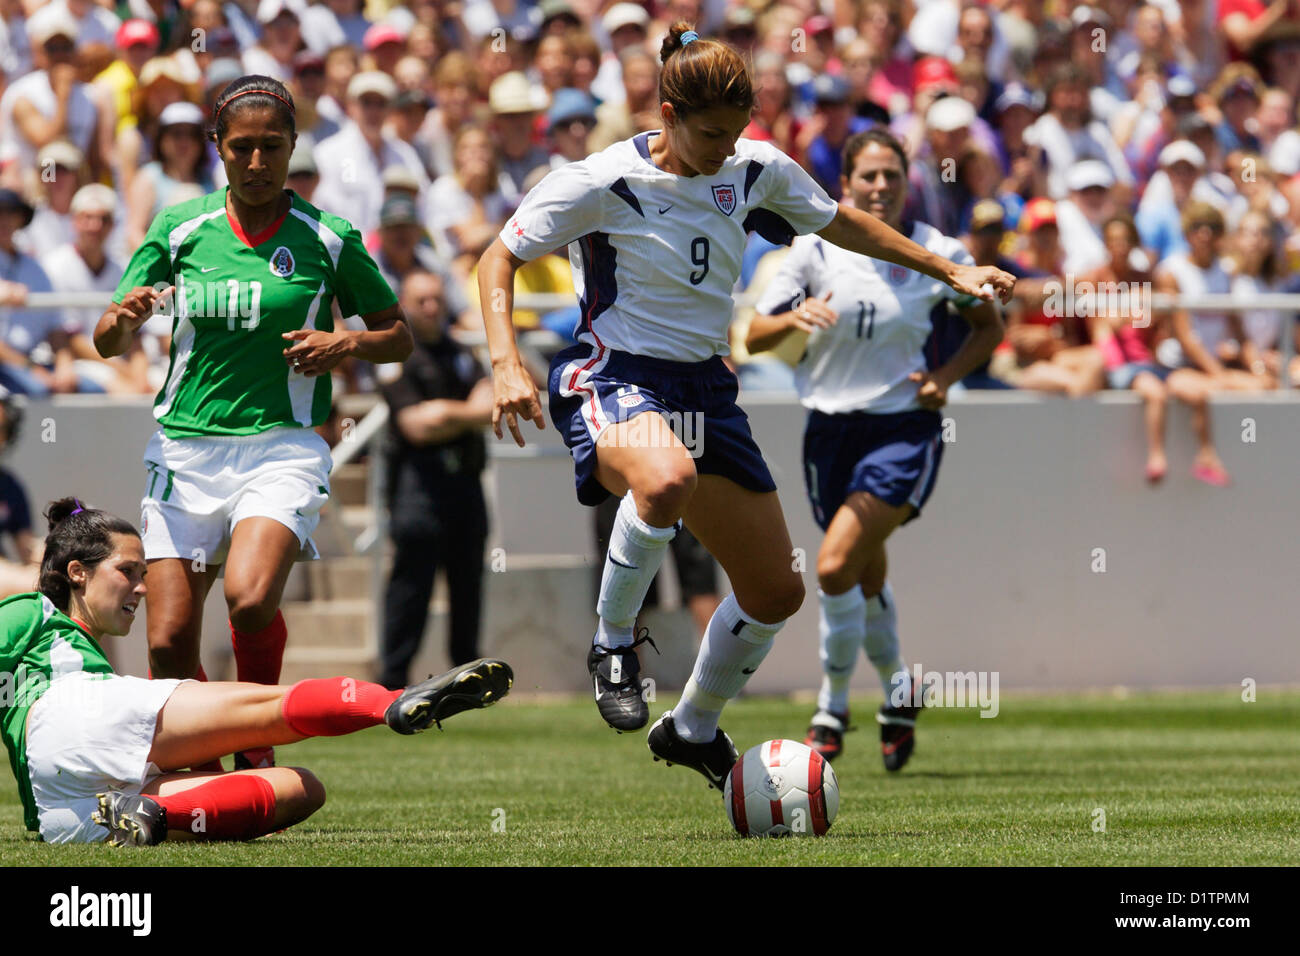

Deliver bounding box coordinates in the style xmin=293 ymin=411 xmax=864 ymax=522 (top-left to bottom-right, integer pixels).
xmin=2 ymin=498 xmax=511 ymax=844
xmin=94 ymin=76 xmax=413 ymax=772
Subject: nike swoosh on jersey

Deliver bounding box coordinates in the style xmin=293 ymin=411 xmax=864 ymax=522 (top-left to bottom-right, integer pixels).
xmin=658 ymin=203 xmax=673 ymax=214
xmin=200 ymin=266 xmax=218 ymax=273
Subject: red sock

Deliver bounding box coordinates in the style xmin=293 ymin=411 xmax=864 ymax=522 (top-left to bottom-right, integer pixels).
xmin=281 ymin=677 xmax=402 ymax=737
xmin=152 ymin=774 xmax=278 ymax=841
xmin=231 ymin=610 xmax=288 ymax=686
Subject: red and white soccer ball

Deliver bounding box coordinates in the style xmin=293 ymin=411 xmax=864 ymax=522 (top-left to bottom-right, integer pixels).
xmin=724 ymin=739 xmax=839 ymax=837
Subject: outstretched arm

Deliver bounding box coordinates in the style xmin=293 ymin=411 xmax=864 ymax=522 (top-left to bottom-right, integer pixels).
xmin=478 ymin=238 xmax=545 ymax=446
xmin=817 ymin=204 xmax=1016 ymax=303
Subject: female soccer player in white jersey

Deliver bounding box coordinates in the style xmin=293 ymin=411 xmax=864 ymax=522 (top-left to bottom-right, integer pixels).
xmin=94 ymin=76 xmax=413 ymax=771
xmin=479 ymin=24 xmax=1014 ymax=789
xmin=748 ymin=129 xmax=1004 ymax=770
xmin=1 ymin=498 xmax=511 ymax=844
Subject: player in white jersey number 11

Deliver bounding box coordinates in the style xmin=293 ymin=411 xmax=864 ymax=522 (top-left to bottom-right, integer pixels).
xmin=479 ymin=24 xmax=1014 ymax=791
xmin=748 ymin=128 xmax=1005 ymax=770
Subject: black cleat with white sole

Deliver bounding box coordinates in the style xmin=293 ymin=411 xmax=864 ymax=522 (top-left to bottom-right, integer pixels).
xmin=804 ymin=710 xmax=849 ymax=762
xmin=877 ymin=703 xmax=922 ymax=772
xmin=385 ymin=658 xmax=513 ymax=734
xmin=588 ymin=629 xmax=658 ymax=732
xmin=92 ymin=791 xmax=168 ymax=846
xmin=647 ymin=713 xmax=738 ymax=791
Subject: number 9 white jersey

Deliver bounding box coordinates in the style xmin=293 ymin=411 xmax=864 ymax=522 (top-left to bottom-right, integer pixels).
xmin=499 ymin=132 xmax=839 ymax=363
xmin=753 ymin=223 xmax=980 ymax=414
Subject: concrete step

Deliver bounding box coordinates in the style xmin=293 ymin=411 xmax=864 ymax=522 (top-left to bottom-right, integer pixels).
xmin=282 ymin=598 xmax=372 ymax=650
xmin=279 ymin=646 xmax=378 ymax=684
xmin=305 ymin=556 xmax=373 ymax=601
xmin=331 ymin=461 xmax=369 ymax=508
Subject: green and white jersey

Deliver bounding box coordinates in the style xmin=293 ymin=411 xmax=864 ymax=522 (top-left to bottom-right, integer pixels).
xmin=114 ymin=188 xmax=398 ymax=439
xmin=0 ymin=593 xmax=114 ymax=832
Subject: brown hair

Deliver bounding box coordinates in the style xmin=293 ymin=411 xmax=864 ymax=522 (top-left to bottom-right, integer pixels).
xmin=1102 ymin=212 xmax=1140 ymax=246
xmin=1181 ymin=200 xmax=1224 ymax=236
xmin=658 ymin=22 xmax=754 ymax=119
xmin=38 ymin=498 xmax=139 ymax=613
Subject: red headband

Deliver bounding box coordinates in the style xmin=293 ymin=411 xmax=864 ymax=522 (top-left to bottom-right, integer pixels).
xmin=215 ymin=88 xmax=296 ymax=122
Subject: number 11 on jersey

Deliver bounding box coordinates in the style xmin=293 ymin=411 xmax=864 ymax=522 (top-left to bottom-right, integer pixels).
xmin=856 ymin=301 xmax=875 ymax=339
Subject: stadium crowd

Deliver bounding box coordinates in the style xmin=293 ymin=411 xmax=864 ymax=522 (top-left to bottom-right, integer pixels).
xmin=0 ymin=0 xmax=1298 ymax=404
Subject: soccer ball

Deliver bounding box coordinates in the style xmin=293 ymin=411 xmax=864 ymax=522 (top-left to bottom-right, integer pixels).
xmin=724 ymin=739 xmax=839 ymax=837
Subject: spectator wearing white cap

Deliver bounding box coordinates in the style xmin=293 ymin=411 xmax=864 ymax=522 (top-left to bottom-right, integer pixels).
xmin=16 ymin=140 xmax=84 ymax=258
xmin=461 ymin=0 xmax=540 ymax=41
xmin=1137 ymin=139 xmax=1205 ymax=263
xmin=487 ymin=71 xmax=552 ymax=203
xmin=1055 ymin=159 xmax=1122 ymax=274
xmin=591 ymin=2 xmax=651 ymax=107
xmin=39 ymin=184 xmax=149 ymax=395
xmin=1023 ymin=64 xmax=1134 ymax=202
xmin=113 ymin=55 xmax=201 ymax=199
xmin=312 ymin=71 xmax=431 ymax=235
xmin=125 ymin=101 xmax=213 ymax=250
xmin=242 ymin=0 xmax=307 ymax=83
xmin=903 ymin=93 xmax=977 ymax=235
xmin=0 ymin=3 xmax=100 ymax=186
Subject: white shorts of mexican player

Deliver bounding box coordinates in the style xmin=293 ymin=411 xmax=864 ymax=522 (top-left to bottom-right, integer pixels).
xmin=139 ymin=426 xmax=331 ymax=566
xmin=26 ymin=673 xmax=187 ymax=843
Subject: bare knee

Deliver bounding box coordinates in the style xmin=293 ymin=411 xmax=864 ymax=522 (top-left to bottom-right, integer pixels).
xmin=270 ymin=767 xmax=326 ymax=828
xmin=148 ymin=620 xmax=201 ymax=679
xmin=227 ymin=589 xmax=281 ymax=633
xmin=740 ymin=575 xmax=805 ymax=624
xmin=633 ymin=466 xmax=697 ymax=524
xmin=816 ymin=551 xmax=858 ymax=596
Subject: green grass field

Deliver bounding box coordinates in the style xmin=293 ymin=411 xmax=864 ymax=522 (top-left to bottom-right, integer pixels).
xmin=2 ymin=689 xmax=1298 ymax=866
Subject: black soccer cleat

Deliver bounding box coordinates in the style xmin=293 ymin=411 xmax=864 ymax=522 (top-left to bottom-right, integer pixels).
xmin=588 ymin=629 xmax=658 ymax=732
xmin=804 ymin=710 xmax=849 ymax=762
xmin=92 ymin=791 xmax=168 ymax=846
xmin=877 ymin=703 xmax=922 ymax=772
xmin=647 ymin=712 xmax=738 ymax=791
xmin=385 ymin=658 xmax=513 ymax=735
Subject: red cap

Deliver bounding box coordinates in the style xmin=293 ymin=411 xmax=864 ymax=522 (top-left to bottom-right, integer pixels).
xmin=913 ymin=56 xmax=958 ymax=93
xmin=364 ymin=23 xmax=405 ymax=50
xmin=116 ymin=19 xmax=160 ymax=50
xmin=1020 ymin=197 xmax=1057 ymax=232
xmin=804 ymin=14 xmax=834 ymax=36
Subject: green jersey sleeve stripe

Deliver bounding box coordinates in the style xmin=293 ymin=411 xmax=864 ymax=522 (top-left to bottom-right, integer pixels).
xmin=169 ymin=207 xmax=229 ymax=264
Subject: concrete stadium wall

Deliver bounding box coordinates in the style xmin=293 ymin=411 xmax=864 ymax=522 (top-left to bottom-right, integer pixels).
xmin=10 ymin=393 xmax=1300 ymax=692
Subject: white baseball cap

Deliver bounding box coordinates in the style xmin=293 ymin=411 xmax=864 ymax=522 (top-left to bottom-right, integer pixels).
xmin=257 ymin=0 xmax=306 ymax=24
xmin=1157 ymin=139 xmax=1206 ymax=169
xmin=347 ymin=71 xmax=398 ymax=102
xmin=926 ymin=96 xmax=976 ymax=133
xmin=71 ymin=184 xmax=118 ymax=216
xmin=603 ymin=2 xmax=650 ymax=35
xmin=1066 ymin=159 xmax=1115 ymax=191
xmin=27 ymin=3 xmax=80 ymax=46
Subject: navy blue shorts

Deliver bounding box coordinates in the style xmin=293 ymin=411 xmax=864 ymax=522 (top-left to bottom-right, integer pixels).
xmin=548 ymin=344 xmax=777 ymax=506
xmin=802 ymin=408 xmax=944 ymax=531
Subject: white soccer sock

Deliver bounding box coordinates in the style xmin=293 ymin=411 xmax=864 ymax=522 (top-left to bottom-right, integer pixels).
xmin=863 ymin=582 xmax=911 ymax=706
xmin=674 ymin=593 xmax=783 ymax=742
xmin=816 ymin=586 xmax=867 ymax=716
xmin=594 ymin=492 xmax=676 ymax=648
